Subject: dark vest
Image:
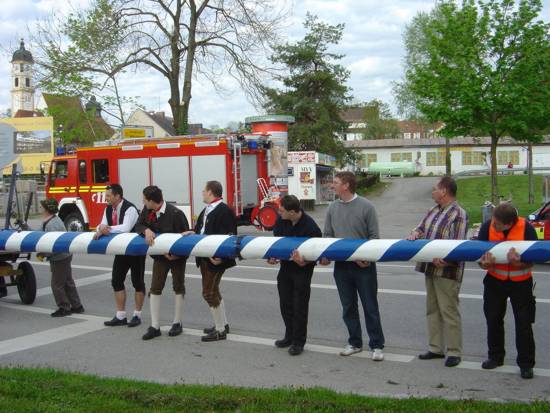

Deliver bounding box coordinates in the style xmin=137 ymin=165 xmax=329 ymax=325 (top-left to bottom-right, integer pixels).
xmin=106 ymin=199 xmax=137 ymax=231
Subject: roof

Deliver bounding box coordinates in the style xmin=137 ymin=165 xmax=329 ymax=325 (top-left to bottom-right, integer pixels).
xmin=146 ymin=112 xmax=177 ymax=136
xmin=345 ymin=136 xmax=550 ymax=149
xmin=14 ymin=110 xmax=43 ymax=118
xmin=397 ymin=120 xmax=444 ymax=134
xmin=340 ymin=107 xmax=366 ymax=123
xmin=11 ymin=39 xmax=33 ymax=63
xmin=42 ymin=93 xmax=114 ymax=143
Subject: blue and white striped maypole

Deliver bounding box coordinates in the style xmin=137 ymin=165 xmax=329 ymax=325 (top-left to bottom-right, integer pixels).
xmin=1 ymin=230 xmax=550 ymax=263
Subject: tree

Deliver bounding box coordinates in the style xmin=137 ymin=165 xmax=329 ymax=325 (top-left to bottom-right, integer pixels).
xmin=358 ymin=99 xmax=400 ymax=140
xmin=262 ymin=14 xmax=354 ymax=164
xmin=394 ymin=0 xmax=550 ymax=202
xmin=34 ymin=0 xmax=287 ymax=134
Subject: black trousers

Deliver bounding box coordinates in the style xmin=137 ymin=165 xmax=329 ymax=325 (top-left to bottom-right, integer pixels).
xmin=277 ymin=267 xmax=314 ymax=347
xmin=112 ymin=255 xmax=146 ymax=293
xmin=483 ymin=275 xmax=535 ymax=368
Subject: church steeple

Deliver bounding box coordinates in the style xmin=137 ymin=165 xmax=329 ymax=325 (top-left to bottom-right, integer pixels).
xmin=11 ymin=39 xmax=35 ymax=115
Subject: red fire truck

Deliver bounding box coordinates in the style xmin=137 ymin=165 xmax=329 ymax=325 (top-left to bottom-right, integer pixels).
xmin=45 ymin=133 xmax=283 ymax=231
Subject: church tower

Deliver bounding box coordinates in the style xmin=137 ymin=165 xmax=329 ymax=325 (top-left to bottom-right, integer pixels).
xmin=10 ymin=39 xmax=35 ymax=116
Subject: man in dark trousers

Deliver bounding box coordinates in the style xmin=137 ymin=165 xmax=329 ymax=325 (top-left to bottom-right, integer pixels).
xmin=268 ymin=195 xmax=322 ymax=356
xmin=135 ymin=185 xmax=190 ymax=340
xmin=183 ymin=180 xmax=237 ymax=342
xmin=478 ymin=203 xmax=537 ymax=379
xmin=94 ymin=184 xmax=145 ymax=328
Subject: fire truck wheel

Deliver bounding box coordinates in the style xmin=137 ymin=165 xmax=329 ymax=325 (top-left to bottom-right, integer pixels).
xmin=17 ymin=261 xmax=37 ymax=305
xmin=64 ymin=212 xmax=85 ymax=232
xmin=258 ymin=205 xmax=278 ymax=231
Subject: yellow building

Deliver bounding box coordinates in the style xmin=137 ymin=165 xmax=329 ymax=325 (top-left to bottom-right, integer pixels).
xmin=0 ymin=116 xmax=54 ymax=175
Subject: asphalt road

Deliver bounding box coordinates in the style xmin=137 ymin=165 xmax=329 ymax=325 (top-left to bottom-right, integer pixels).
xmin=1 ymin=177 xmax=549 ymax=401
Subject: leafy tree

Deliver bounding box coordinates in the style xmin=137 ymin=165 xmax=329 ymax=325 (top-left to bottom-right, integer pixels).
xmin=358 ymin=99 xmax=400 ymax=140
xmin=34 ymin=0 xmax=287 ymax=134
xmin=262 ymin=14 xmax=354 ymax=164
xmin=394 ymin=0 xmax=550 ymax=202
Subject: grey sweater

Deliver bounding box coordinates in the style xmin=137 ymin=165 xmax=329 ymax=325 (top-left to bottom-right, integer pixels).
xmin=43 ymin=215 xmax=72 ymax=261
xmin=323 ymin=195 xmax=380 ymax=240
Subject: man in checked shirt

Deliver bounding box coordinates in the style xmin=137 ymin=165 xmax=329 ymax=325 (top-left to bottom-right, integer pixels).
xmin=407 ymin=176 xmax=468 ymax=368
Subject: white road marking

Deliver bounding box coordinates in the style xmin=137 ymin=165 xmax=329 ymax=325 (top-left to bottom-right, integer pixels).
xmin=0 ymin=301 xmax=548 ymax=377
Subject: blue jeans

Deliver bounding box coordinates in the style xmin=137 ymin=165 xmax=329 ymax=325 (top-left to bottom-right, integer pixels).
xmin=333 ymin=261 xmax=385 ymax=349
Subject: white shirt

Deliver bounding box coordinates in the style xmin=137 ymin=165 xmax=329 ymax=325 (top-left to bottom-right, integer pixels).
xmin=200 ymin=199 xmax=223 ymax=234
xmin=155 ymin=201 xmax=167 ymax=219
xmin=339 ymin=193 xmax=358 ymax=203
xmin=98 ymin=199 xmax=139 ymax=234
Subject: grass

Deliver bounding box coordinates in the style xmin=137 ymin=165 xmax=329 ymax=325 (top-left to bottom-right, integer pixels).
xmin=0 ymin=368 xmax=548 ymax=412
xmin=358 ymin=181 xmax=391 ymax=198
xmin=456 ymin=175 xmax=544 ymax=225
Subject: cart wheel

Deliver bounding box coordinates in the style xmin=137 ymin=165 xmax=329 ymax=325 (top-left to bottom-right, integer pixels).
xmin=17 ymin=261 xmax=36 ymax=305
xmin=257 ymin=204 xmax=278 ymax=231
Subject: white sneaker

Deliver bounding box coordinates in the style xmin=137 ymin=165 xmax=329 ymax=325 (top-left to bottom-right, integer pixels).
xmin=339 ymin=344 xmax=362 ymax=356
xmin=372 ymin=348 xmax=384 ymax=361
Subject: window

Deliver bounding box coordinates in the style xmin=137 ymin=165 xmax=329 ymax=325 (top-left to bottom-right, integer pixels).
xmin=497 ymin=151 xmax=519 ymax=165
xmin=92 ymin=159 xmax=109 ymax=183
xmin=462 ymin=151 xmax=485 ymax=166
xmin=79 ymin=161 xmax=87 ymax=183
xmin=391 ymin=152 xmax=413 ymax=162
xmin=14 ymin=78 xmax=18 ymax=87
xmin=360 ymin=153 xmax=377 ymax=168
xmin=53 ymin=161 xmax=68 ymax=179
xmin=403 ymin=132 xmax=411 ymax=139
xmin=20 ymin=64 xmax=24 ymax=72
xmin=413 ymin=132 xmax=421 ymax=139
xmin=426 ymin=152 xmax=446 ymax=166
xmin=25 ymin=78 xmax=30 ymax=87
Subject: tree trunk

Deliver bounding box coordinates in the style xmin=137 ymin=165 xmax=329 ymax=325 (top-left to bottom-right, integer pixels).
xmin=179 ymin=6 xmax=198 ymax=135
xmin=445 ymin=136 xmax=451 ymax=176
xmin=490 ymin=134 xmax=499 ymax=204
xmin=528 ymin=142 xmax=534 ymax=204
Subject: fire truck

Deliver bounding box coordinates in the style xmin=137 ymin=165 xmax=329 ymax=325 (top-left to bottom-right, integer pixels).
xmin=45 ymin=116 xmax=294 ymax=232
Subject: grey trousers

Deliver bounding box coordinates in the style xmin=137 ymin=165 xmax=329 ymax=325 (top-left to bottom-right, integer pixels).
xmin=50 ymin=256 xmax=82 ymax=311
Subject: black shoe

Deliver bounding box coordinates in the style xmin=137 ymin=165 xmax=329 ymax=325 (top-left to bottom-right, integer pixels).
xmin=71 ymin=305 xmax=85 ymax=314
xmin=275 ymin=338 xmax=292 ymax=348
xmin=418 ymin=351 xmax=445 ymax=360
xmin=445 ymin=356 xmax=461 ymax=367
xmin=481 ymin=359 xmax=504 ymax=370
xmin=201 ymin=330 xmax=227 ymax=342
xmin=520 ymin=368 xmax=534 ymax=379
xmin=104 ymin=316 xmax=127 ymax=327
xmin=288 ymin=345 xmax=304 ymax=356
xmin=203 ymin=324 xmax=230 ymax=334
xmin=142 ymin=326 xmax=161 ymax=340
xmin=51 ymin=308 xmax=72 ymax=317
xmin=127 ymin=315 xmax=141 ymax=328
xmin=168 ymin=322 xmax=183 ymax=337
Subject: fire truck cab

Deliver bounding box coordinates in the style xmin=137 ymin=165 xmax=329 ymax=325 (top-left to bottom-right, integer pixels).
xmin=46 ymin=133 xmax=281 ymax=231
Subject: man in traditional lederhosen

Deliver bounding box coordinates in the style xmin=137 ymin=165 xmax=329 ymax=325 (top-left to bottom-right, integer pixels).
xmin=183 ymin=180 xmax=237 ymax=342
xmin=94 ymin=184 xmax=146 ymax=328
xmin=135 ymin=185 xmax=190 ymax=340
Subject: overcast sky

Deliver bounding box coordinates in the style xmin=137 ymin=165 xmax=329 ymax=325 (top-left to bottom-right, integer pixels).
xmin=1 ymin=0 xmax=549 ymax=128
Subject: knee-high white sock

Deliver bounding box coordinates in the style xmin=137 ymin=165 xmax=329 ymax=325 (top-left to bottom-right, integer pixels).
xmin=150 ymin=294 xmax=161 ymax=329
xmin=219 ymin=299 xmax=228 ymax=326
xmin=210 ymin=306 xmax=225 ymax=332
xmin=173 ymin=294 xmax=184 ymax=325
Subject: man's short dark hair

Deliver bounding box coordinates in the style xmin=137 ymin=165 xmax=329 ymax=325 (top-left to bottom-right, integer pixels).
xmin=143 ymin=185 xmax=163 ymax=204
xmin=107 ymin=183 xmax=123 ymax=198
xmin=280 ymin=195 xmax=301 ymax=213
xmin=205 ymin=180 xmax=223 ymax=198
xmin=493 ymin=203 xmax=518 ymax=225
xmin=438 ymin=176 xmax=457 ymax=197
xmin=335 ymin=171 xmax=356 ymax=193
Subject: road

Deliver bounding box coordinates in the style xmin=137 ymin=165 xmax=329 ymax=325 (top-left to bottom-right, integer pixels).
xmin=1 ymin=177 xmax=549 ymax=401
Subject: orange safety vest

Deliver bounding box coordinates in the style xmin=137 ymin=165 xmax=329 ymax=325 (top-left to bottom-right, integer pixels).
xmin=488 ymin=217 xmax=532 ymax=282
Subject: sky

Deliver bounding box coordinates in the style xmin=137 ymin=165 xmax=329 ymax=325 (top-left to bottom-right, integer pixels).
xmin=1 ymin=0 xmax=549 ymax=129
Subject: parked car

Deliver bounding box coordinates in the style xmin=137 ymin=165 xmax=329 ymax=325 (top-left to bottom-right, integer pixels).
xmin=527 ymin=200 xmax=550 ymax=240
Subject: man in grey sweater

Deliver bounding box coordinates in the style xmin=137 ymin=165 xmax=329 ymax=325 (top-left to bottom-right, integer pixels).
xmin=321 ymin=171 xmax=385 ymax=361
xmin=38 ymin=198 xmax=83 ymax=317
